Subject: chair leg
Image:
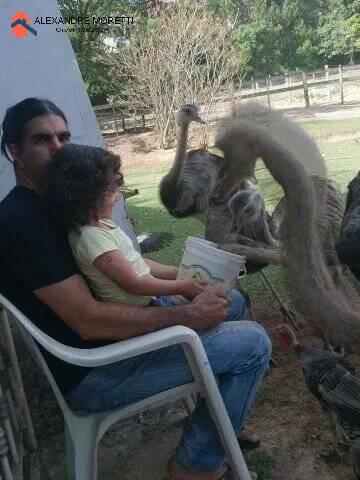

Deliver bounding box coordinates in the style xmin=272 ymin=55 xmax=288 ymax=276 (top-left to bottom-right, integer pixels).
xmin=182 ymin=344 xmax=252 ymax=480
xmin=64 ymin=418 xmax=99 ymax=480
xmin=0 ymin=426 xmax=13 ymax=480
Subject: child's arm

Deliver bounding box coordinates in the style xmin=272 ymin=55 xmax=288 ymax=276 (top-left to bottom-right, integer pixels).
xmin=144 ymin=259 xmax=178 ymax=280
xmin=93 ymin=250 xmax=203 ymax=299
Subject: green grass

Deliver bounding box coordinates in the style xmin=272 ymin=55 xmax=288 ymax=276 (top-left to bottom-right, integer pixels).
xmin=124 ymin=118 xmax=360 ymax=287
xmin=299 ymin=117 xmax=360 ymax=138
xmin=245 ymin=450 xmax=277 ymax=480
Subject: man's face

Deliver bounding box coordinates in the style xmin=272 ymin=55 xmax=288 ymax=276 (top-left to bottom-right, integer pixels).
xmin=9 ymin=114 xmax=71 ymax=192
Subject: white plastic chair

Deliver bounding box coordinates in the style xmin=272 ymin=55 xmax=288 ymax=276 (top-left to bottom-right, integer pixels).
xmin=0 ymin=293 xmax=252 ymax=480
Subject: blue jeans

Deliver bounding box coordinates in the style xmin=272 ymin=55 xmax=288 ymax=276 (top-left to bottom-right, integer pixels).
xmin=66 ymin=290 xmax=271 ymax=472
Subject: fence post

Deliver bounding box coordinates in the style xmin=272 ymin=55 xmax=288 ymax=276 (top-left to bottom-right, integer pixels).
xmin=268 ymin=74 xmax=272 ymax=88
xmin=112 ymin=105 xmax=119 ymax=135
xmin=302 ymin=71 xmax=310 ymax=108
xmin=251 ymin=77 xmax=255 ymax=92
xmin=339 ymin=64 xmax=344 ymax=104
xmin=289 ymin=75 xmax=293 ymax=102
xmin=265 ymin=76 xmax=271 ymax=111
xmin=255 ymin=81 xmax=259 ymax=93
xmin=325 ymin=64 xmax=331 ymax=101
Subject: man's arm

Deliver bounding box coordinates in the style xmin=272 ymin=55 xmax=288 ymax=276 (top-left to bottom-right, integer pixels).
xmin=34 ymin=275 xmax=228 ymax=341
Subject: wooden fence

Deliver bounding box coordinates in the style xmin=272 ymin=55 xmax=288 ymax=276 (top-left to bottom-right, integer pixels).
xmin=232 ymin=65 xmax=357 ymax=107
xmin=94 ymin=64 xmax=360 ymax=136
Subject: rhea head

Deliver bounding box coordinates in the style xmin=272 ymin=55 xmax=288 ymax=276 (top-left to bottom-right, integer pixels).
xmin=228 ymin=189 xmax=264 ymax=229
xmin=176 ymin=104 xmax=206 ymax=127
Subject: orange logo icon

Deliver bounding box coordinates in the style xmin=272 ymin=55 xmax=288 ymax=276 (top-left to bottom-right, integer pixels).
xmin=11 ymin=11 xmax=37 ymax=38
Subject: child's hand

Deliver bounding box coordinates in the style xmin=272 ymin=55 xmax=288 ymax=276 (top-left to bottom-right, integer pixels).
xmin=181 ymin=278 xmax=208 ymax=300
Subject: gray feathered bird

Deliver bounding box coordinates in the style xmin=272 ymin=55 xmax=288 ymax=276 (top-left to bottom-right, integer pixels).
xmin=336 ymin=171 xmax=360 ymax=281
xmin=276 ymin=324 xmax=360 ymax=478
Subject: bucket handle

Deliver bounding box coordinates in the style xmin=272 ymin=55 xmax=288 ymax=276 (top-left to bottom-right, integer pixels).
xmin=237 ymin=266 xmax=247 ymax=279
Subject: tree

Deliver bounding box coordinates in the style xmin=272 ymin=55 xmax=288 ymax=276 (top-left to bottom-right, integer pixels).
xmin=318 ymin=1 xmax=360 ymax=63
xmin=233 ymin=0 xmax=283 ymax=75
xmin=100 ymin=2 xmax=249 ymax=148
xmin=281 ymin=0 xmax=322 ymax=70
xmin=58 ymin=0 xmax=148 ymax=104
xmin=205 ymin=0 xmax=252 ymax=25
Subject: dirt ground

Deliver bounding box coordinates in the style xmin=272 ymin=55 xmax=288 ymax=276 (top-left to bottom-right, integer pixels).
xmin=26 ymin=101 xmax=360 ymax=480
xmin=30 ymin=307 xmax=356 ymax=480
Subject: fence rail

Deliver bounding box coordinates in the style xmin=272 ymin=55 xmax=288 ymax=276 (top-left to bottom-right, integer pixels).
xmin=94 ymin=63 xmax=360 ymax=136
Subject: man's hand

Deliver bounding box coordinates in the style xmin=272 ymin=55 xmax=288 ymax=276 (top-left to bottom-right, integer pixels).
xmin=182 ymin=285 xmax=230 ymax=331
xmin=180 ymin=278 xmax=207 ymax=300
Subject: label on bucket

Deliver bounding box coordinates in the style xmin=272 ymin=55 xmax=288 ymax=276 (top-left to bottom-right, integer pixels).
xmin=178 ymin=264 xmax=226 ymax=284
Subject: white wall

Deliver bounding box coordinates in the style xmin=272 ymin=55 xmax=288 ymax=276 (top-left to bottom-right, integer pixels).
xmin=0 ymin=0 xmax=137 ymax=245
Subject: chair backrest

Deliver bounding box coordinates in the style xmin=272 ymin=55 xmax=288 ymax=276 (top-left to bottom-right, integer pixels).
xmin=0 ymin=293 xmax=104 ymax=367
xmin=0 ymin=293 xmax=88 ymax=365
xmin=0 ymin=301 xmax=71 ymax=415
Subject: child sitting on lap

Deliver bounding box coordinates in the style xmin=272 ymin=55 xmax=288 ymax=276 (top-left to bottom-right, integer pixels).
xmin=46 ymin=144 xmax=205 ymax=307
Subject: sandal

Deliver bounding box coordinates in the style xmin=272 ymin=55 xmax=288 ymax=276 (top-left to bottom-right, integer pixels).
xmin=237 ymin=426 xmax=260 ymax=450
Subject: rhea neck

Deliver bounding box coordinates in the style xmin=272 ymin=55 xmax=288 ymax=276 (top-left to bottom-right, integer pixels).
xmin=169 ymin=121 xmax=190 ymax=183
xmin=260 ymin=208 xmax=279 ymax=248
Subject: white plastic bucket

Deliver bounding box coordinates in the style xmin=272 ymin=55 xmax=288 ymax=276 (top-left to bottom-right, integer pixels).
xmin=177 ymin=236 xmax=246 ymax=294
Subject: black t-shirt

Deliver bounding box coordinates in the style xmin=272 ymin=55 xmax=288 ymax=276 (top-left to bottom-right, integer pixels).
xmin=0 ymin=186 xmax=111 ymax=394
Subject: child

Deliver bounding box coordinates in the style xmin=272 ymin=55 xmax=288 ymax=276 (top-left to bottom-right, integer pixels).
xmin=46 ymin=143 xmax=205 ymax=307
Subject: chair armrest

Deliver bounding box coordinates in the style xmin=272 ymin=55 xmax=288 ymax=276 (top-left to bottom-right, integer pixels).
xmin=0 ymin=293 xmax=205 ymax=368
xmin=47 ymin=325 xmax=203 ymax=367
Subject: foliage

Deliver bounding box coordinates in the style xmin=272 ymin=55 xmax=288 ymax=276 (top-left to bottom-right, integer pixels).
xmin=318 ymin=2 xmax=360 ymax=61
xmin=60 ymin=0 xmax=360 ymax=106
xmin=347 ymin=13 xmax=360 ymax=51
xmin=205 ymin=0 xmax=252 ymax=24
xmin=281 ymin=0 xmax=322 ymax=70
xmin=233 ymin=1 xmax=283 ymax=75
xmin=229 ymin=0 xmax=359 ymax=76
xmin=100 ymin=2 xmax=249 ymax=148
xmin=58 ymin=0 xmax=148 ymax=104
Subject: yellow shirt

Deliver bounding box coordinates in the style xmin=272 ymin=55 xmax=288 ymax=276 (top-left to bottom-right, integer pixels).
xmin=69 ymin=219 xmax=152 ymax=306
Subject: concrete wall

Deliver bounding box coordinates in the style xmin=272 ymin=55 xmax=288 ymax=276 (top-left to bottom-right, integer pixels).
xmin=0 ymin=0 xmax=137 ymax=245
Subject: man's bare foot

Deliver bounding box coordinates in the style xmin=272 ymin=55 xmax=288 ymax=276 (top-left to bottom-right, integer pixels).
xmin=237 ymin=426 xmax=260 ymax=450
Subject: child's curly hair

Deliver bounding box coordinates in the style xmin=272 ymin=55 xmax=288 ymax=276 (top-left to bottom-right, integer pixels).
xmin=46 ymin=143 xmax=123 ymax=231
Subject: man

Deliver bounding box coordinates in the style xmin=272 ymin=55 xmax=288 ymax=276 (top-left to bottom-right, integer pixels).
xmin=0 ymin=98 xmax=271 ymax=480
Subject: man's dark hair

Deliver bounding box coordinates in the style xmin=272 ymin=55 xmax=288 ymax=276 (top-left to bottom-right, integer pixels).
xmin=1 ymin=98 xmax=68 ymax=162
xmin=46 ymin=143 xmax=123 ymax=232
